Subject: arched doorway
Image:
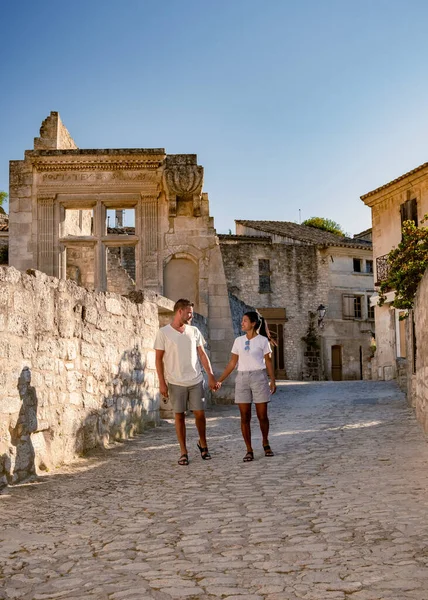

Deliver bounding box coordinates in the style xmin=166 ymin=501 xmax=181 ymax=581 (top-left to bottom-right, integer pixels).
xmin=164 ymin=256 xmax=199 ymax=311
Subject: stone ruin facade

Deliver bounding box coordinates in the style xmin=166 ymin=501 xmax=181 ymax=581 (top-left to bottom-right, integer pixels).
xmin=8 ymin=112 xmax=237 ymax=404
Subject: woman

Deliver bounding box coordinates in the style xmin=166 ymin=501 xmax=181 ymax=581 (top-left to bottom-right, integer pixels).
xmin=217 ymin=311 xmax=277 ymax=462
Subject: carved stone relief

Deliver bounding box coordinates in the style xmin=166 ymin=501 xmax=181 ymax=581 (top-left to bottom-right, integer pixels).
xmin=163 ymin=155 xmax=204 ymax=217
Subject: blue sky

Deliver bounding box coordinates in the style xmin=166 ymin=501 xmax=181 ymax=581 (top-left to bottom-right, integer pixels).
xmin=2 ymin=0 xmax=428 ymax=235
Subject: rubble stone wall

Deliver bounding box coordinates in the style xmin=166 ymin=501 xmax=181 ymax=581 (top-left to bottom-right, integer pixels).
xmin=220 ymin=240 xmax=328 ymax=380
xmin=0 ymin=267 xmax=160 ymax=489
xmin=411 ymin=269 xmax=428 ymax=433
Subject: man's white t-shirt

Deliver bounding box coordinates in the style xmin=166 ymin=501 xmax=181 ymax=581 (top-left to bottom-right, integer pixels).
xmin=154 ymin=324 xmax=205 ymax=387
xmin=231 ymin=334 xmax=272 ymax=372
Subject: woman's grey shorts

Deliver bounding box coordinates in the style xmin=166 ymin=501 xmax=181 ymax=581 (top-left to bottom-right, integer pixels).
xmin=168 ymin=381 xmax=205 ymax=413
xmin=235 ymin=369 xmax=271 ymax=404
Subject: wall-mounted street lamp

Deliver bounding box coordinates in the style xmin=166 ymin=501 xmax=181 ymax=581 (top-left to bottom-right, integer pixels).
xmin=317 ymin=304 xmax=327 ymax=328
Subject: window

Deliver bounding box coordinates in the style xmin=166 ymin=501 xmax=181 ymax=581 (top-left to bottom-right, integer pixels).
xmin=400 ymin=198 xmax=418 ymax=226
xmin=343 ymin=294 xmax=363 ymax=319
xmin=365 ymin=260 xmax=373 ymax=274
xmin=353 ymin=258 xmax=362 ymax=272
xmin=354 ymin=296 xmax=362 ymax=318
xmin=367 ymin=296 xmax=375 ymax=320
xmin=258 ymin=259 xmax=271 ymax=293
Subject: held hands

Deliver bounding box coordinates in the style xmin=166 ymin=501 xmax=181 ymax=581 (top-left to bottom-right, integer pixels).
xmin=208 ymin=374 xmax=221 ymax=392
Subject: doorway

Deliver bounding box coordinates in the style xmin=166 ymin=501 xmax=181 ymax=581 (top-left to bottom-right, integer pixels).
xmin=257 ymin=308 xmax=287 ymax=379
xmin=331 ymin=345 xmax=342 ymax=381
xmin=267 ymin=322 xmax=286 ymax=379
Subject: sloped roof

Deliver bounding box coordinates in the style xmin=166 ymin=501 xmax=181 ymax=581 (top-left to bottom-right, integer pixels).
xmin=218 ymin=234 xmax=271 ymax=243
xmin=361 ymin=162 xmax=428 ymax=200
xmin=235 ymin=220 xmax=371 ymax=249
xmin=353 ymin=227 xmax=372 ymax=238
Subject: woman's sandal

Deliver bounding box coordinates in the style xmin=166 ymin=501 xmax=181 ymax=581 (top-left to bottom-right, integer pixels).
xmin=197 ymin=442 xmax=212 ymax=460
xmin=263 ymin=444 xmax=274 ymax=457
xmin=178 ymin=453 xmax=189 ymax=466
xmin=243 ymin=451 xmax=254 ymax=462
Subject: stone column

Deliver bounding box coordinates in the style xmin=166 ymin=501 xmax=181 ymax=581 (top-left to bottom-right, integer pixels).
xmin=37 ymin=195 xmax=56 ymax=276
xmin=95 ymin=201 xmax=106 ymax=291
xmin=141 ymin=195 xmax=159 ymax=289
xmin=134 ymin=201 xmax=142 ymax=290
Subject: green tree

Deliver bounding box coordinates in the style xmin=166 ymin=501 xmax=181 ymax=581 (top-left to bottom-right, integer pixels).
xmin=302 ymin=216 xmax=346 ymax=237
xmin=379 ymin=216 xmax=428 ymax=310
xmin=0 ymin=191 xmax=7 ymax=214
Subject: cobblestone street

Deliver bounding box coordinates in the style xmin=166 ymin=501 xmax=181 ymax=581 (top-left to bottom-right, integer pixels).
xmin=2 ymin=380 xmax=428 ymax=600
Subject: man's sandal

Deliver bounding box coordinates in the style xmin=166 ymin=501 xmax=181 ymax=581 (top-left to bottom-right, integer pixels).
xmin=263 ymin=444 xmax=274 ymax=457
xmin=178 ymin=453 xmax=189 ymax=466
xmin=197 ymin=442 xmax=212 ymax=460
xmin=243 ymin=451 xmax=254 ymax=462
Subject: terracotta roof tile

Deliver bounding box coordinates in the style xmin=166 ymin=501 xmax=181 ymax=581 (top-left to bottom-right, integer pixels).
xmin=361 ymin=162 xmax=428 ymax=200
xmin=235 ymin=220 xmax=371 ymax=249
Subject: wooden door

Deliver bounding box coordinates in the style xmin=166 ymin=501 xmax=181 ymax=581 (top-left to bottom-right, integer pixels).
xmin=331 ymin=345 xmax=342 ymax=381
xmin=266 ymin=322 xmax=286 ymax=379
xmin=257 ymin=308 xmax=287 ymax=380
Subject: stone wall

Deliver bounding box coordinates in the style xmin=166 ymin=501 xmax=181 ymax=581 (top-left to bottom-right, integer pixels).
xmin=409 ymin=271 xmax=428 ymax=432
xmin=220 ymin=239 xmax=328 ymax=380
xmin=372 ymin=304 xmax=397 ymax=381
xmin=0 ymin=267 xmax=162 ymax=489
xmin=66 ymin=245 xmax=96 ymax=289
xmin=106 ymin=248 xmax=136 ymax=295
xmin=34 ymin=111 xmax=78 ymax=151
xmin=228 ymin=292 xmax=255 ymax=337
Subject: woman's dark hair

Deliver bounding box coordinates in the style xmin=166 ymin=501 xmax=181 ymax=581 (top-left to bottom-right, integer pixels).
xmin=244 ymin=311 xmax=277 ymax=346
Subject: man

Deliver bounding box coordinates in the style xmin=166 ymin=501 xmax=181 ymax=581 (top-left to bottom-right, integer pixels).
xmin=154 ymin=299 xmax=217 ymax=466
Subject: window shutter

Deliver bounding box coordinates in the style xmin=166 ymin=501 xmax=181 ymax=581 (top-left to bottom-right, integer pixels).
xmin=342 ymin=295 xmax=354 ymax=319
xmin=400 ymin=202 xmax=406 ymax=225
xmin=410 ymin=198 xmax=418 ymax=226
xmin=401 ymin=198 xmax=418 ymax=225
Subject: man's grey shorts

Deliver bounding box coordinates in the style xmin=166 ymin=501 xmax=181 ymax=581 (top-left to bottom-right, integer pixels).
xmin=235 ymin=369 xmax=271 ymax=404
xmin=168 ymin=381 xmax=205 ymax=413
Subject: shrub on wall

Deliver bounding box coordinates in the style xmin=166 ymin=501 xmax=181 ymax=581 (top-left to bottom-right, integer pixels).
xmin=379 ymin=216 xmax=428 ymax=310
xmin=302 ymin=217 xmax=346 ymax=237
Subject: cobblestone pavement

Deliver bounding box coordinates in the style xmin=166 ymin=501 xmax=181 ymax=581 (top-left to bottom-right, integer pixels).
xmin=2 ymin=381 xmax=428 ymax=600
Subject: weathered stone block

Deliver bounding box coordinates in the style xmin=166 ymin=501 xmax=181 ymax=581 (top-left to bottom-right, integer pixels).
xmin=106 ymin=298 xmax=122 ymax=315
xmin=0 ymin=266 xmax=162 ymax=488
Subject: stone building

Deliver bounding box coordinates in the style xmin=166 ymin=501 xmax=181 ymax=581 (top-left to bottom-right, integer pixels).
xmin=8 ymin=112 xmax=236 ymax=403
xmin=219 ymin=221 xmax=375 ymax=381
xmin=360 ymin=163 xmax=428 ymax=382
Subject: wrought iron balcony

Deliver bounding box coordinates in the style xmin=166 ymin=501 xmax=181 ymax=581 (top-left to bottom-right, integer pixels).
xmin=375 ymin=253 xmax=391 ymax=286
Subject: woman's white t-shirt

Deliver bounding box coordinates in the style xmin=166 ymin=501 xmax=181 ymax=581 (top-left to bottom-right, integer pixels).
xmin=231 ymin=334 xmax=272 ymax=372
